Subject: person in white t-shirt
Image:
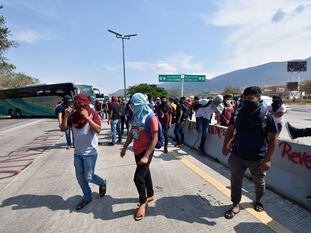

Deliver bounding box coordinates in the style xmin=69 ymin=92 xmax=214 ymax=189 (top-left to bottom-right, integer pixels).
xmin=267 ymin=96 xmax=286 ymax=134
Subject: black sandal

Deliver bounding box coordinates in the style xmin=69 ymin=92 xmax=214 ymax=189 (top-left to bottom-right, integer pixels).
xmin=224 ymin=209 xmax=240 ymax=219
xmin=253 ymin=202 xmax=264 ymax=212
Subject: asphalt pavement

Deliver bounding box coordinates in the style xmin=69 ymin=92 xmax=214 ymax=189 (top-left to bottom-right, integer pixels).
xmin=0 ymin=119 xmax=310 ymax=233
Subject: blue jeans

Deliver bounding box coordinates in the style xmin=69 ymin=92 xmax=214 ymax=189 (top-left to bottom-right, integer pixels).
xmin=196 ymin=117 xmax=210 ymax=148
xmin=65 ymin=128 xmax=72 ymax=146
xmin=111 ymin=119 xmax=122 ymax=143
xmin=74 ymin=153 xmax=105 ymax=200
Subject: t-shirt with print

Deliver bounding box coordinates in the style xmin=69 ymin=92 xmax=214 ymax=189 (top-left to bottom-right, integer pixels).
xmin=132 ymin=115 xmax=159 ymax=155
xmin=68 ymin=109 xmax=101 ymax=156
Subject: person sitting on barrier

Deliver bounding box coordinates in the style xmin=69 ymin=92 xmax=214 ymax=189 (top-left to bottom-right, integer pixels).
xmin=286 ymin=122 xmax=311 ymax=139
xmin=222 ymin=86 xmax=278 ymax=219
xmin=196 ymin=95 xmax=224 ymax=153
xmin=220 ymin=94 xmax=235 ymax=127
xmin=60 ymin=93 xmax=106 ymax=210
xmin=120 ymin=93 xmax=159 ymax=221
xmin=267 ymin=96 xmax=286 ymax=135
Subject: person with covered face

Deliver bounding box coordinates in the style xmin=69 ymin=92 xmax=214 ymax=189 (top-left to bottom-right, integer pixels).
xmin=60 ymin=93 xmax=106 ymax=210
xmin=120 ymin=93 xmax=159 ymax=221
xmin=267 ymin=96 xmax=286 ymax=134
xmin=195 ymin=95 xmax=224 ymax=153
xmin=222 ymin=86 xmax=277 ymax=219
xmin=220 ymin=94 xmax=235 ymax=127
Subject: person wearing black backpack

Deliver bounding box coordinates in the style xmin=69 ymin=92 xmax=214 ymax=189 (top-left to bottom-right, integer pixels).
xmin=155 ymin=96 xmax=172 ymax=153
xmin=222 ymin=86 xmax=278 ymax=219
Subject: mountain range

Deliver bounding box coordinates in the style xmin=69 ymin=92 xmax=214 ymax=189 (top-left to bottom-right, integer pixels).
xmin=110 ymin=57 xmax=311 ymax=96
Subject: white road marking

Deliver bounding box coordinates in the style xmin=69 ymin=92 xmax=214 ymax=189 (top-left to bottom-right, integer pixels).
xmin=0 ymin=119 xmax=45 ymax=134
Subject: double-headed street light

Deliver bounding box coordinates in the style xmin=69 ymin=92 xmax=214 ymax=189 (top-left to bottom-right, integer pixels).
xmin=108 ymin=29 xmax=137 ymax=98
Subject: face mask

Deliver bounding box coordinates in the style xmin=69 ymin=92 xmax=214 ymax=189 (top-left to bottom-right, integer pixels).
xmin=243 ymin=100 xmax=260 ymax=112
xmin=225 ymin=100 xmax=231 ymax=105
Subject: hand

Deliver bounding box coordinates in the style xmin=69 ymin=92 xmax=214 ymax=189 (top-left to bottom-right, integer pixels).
xmin=222 ymin=146 xmax=230 ymax=156
xmin=138 ymin=156 xmax=149 ymax=165
xmin=65 ymin=107 xmax=73 ymax=116
xmin=260 ymin=159 xmax=271 ymax=171
xmin=80 ymin=108 xmax=89 ymax=120
xmin=107 ymin=120 xmax=110 ymax=125
xmin=120 ymin=148 xmax=126 ymax=158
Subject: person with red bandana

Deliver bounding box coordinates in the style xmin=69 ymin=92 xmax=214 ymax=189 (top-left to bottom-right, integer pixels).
xmin=61 ymin=93 xmax=106 ymax=210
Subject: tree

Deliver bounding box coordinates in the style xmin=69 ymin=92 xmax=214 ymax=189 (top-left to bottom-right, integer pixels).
xmin=300 ymin=79 xmax=311 ymax=95
xmin=0 ymin=6 xmax=18 ymax=65
xmin=222 ymin=86 xmax=242 ymax=96
xmin=0 ymin=6 xmax=39 ymax=88
xmin=127 ymin=83 xmax=169 ymax=98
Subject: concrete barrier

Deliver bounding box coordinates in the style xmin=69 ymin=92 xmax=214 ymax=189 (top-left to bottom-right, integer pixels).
xmin=169 ymin=120 xmax=311 ymax=210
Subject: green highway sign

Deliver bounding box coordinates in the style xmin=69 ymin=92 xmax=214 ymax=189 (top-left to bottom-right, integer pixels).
xmin=184 ymin=74 xmax=206 ymax=82
xmin=159 ymin=74 xmax=181 ymax=82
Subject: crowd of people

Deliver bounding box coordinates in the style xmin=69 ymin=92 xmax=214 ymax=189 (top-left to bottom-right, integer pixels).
xmin=55 ymin=85 xmax=309 ymax=221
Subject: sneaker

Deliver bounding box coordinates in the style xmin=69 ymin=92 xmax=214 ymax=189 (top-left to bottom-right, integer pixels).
xmin=117 ymin=139 xmax=122 ymax=143
xmin=108 ymin=142 xmax=115 ymax=146
xmin=164 ymin=147 xmax=168 ymax=153
xmin=75 ymin=198 xmax=91 ymax=210
xmin=66 ymin=146 xmax=70 ymax=150
xmin=99 ymin=181 xmax=107 ymax=197
xmin=285 ymin=122 xmax=298 ymax=139
xmin=174 ymin=143 xmax=184 ymax=147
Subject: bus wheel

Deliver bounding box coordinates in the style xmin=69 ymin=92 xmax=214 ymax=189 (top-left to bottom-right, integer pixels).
xmin=8 ymin=109 xmax=14 ymax=118
xmin=15 ymin=109 xmax=21 ymax=118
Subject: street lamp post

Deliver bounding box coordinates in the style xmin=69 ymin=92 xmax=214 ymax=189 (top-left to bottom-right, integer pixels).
xmin=108 ymin=29 xmax=137 ymax=98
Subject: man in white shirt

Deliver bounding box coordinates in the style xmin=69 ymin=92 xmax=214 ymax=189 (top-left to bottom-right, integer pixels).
xmin=267 ymin=96 xmax=286 ymax=134
xmin=196 ymin=95 xmax=224 ymax=153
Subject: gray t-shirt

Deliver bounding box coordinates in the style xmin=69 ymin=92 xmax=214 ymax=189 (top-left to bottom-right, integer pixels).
xmin=69 ymin=111 xmax=101 ymax=155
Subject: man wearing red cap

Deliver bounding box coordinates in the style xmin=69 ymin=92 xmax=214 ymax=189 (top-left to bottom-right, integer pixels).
xmin=61 ymin=93 xmax=106 ymax=210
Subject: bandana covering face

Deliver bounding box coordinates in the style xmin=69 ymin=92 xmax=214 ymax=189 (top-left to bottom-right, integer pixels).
xmin=130 ymin=93 xmax=153 ymax=126
xmin=71 ymin=93 xmax=91 ymax=129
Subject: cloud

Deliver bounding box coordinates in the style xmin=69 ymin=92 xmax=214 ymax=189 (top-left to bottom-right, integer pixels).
xmin=127 ymin=52 xmax=205 ymax=75
xmin=204 ymin=0 xmax=311 ymax=70
xmin=13 ymin=29 xmax=54 ymax=44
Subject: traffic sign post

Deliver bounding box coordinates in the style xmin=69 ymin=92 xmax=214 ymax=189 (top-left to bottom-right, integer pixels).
xmin=158 ymin=74 xmax=206 ymax=97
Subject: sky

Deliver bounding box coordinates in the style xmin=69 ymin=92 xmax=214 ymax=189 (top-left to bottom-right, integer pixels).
xmin=2 ymin=0 xmax=311 ymax=94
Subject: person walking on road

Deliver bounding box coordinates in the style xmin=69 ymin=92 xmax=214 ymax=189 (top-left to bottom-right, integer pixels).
xmin=120 ymin=93 xmax=158 ymax=221
xmin=60 ymin=93 xmax=106 ymax=210
xmin=220 ymin=94 xmax=235 ymax=127
xmin=108 ymin=96 xmax=122 ymax=145
xmin=222 ymin=86 xmax=277 ymax=219
xmin=56 ymin=95 xmax=74 ymax=149
xmin=174 ymin=98 xmax=185 ymax=147
xmin=155 ymin=96 xmax=172 ymax=153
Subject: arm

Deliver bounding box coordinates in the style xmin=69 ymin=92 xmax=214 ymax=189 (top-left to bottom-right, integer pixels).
xmin=86 ymin=116 xmax=101 ymax=134
xmin=222 ymin=124 xmax=235 ymax=155
xmin=261 ymin=132 xmax=277 ymax=171
xmin=275 ymin=112 xmax=285 ymax=118
xmin=139 ymin=131 xmax=158 ymax=165
xmin=120 ymin=131 xmax=134 ymax=158
xmin=177 ymin=109 xmax=183 ymax=123
xmin=107 ymin=107 xmax=113 ymax=125
xmin=57 ymin=113 xmax=62 ymax=128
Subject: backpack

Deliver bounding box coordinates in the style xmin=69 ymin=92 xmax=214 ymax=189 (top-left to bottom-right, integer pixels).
xmin=145 ymin=113 xmax=164 ymax=149
xmin=234 ymin=106 xmax=268 ymax=136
